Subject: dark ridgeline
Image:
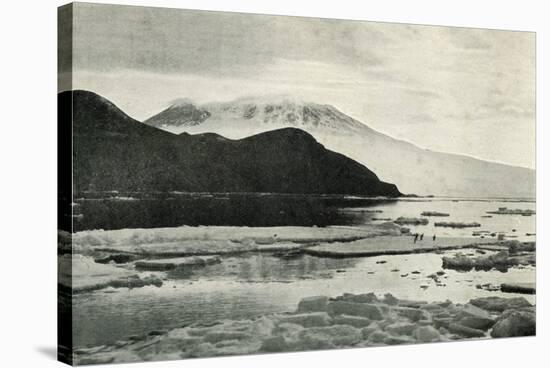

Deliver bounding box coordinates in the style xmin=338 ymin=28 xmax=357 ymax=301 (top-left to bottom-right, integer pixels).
xmin=63 ymin=90 xmax=401 ymax=197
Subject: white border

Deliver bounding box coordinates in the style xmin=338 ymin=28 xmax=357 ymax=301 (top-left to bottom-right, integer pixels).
xmin=0 ymin=1 xmax=546 ymax=367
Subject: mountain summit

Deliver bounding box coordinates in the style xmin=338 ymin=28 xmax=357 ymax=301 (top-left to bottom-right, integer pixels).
xmin=146 ymin=95 xmax=369 ymax=135
xmin=144 ymin=95 xmax=535 ymax=198
xmin=144 ymin=100 xmax=210 ymax=129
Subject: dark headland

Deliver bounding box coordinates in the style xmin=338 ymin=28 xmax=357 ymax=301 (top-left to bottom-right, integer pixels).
xmin=62 ymin=90 xmax=401 ymax=197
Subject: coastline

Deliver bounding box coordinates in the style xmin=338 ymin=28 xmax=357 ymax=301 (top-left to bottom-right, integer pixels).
xmin=61 ymin=211 xmax=536 ymax=358
xmin=74 ymin=291 xmax=536 ymax=365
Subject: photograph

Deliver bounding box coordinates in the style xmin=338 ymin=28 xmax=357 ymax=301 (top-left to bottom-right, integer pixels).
xmin=56 ymin=1 xmax=537 ymax=366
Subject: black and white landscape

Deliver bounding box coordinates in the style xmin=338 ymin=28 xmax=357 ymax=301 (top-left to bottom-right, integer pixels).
xmin=58 ymin=3 xmax=536 ymax=366
xmin=144 ymin=95 xmax=535 ymax=198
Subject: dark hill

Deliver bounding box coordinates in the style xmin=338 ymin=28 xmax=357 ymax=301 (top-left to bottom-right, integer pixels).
xmin=62 ymin=90 xmax=401 ymax=196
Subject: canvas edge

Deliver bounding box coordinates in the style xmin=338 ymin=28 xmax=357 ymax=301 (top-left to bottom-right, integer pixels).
xmin=58 ymin=2 xmax=75 ymax=366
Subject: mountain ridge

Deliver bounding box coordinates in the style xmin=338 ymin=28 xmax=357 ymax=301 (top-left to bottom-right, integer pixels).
xmin=143 ymin=94 xmax=535 ymax=198
xmin=65 ymin=90 xmax=401 ymax=197
xmin=143 ymin=101 xmax=210 ymax=129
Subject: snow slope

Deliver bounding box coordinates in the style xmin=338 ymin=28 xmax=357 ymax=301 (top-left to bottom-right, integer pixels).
xmin=143 ymin=95 xmax=535 ymax=198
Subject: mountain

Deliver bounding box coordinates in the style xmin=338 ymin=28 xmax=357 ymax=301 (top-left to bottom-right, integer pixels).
xmin=143 ymin=95 xmax=536 ymax=198
xmin=143 ymin=99 xmax=210 ymax=129
xmin=63 ymin=90 xmax=401 ymax=196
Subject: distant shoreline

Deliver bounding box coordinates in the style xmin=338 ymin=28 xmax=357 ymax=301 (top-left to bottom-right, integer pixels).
xmin=72 ymin=191 xmax=536 ymax=202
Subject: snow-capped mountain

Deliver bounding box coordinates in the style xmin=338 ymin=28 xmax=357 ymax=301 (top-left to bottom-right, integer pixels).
xmin=204 ymin=95 xmax=368 ymax=133
xmin=143 ymin=95 xmax=535 ymax=198
xmin=144 ymin=99 xmax=210 ymax=129
xmin=146 ymin=95 xmax=376 ymax=136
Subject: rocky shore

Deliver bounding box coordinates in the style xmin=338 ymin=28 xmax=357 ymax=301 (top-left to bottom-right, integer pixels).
xmin=74 ymin=292 xmax=536 ymax=365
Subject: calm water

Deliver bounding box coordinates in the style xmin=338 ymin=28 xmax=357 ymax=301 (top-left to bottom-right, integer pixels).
xmin=72 ymin=196 xmax=536 ymax=348
xmin=74 ymin=194 xmax=535 ymax=241
xmin=73 ymin=193 xmax=389 ymax=231
xmin=73 ymin=250 xmax=535 ymax=348
xmin=340 ymin=197 xmax=536 ymax=241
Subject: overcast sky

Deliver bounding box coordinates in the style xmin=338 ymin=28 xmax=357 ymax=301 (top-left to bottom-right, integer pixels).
xmin=65 ymin=3 xmax=536 ymax=168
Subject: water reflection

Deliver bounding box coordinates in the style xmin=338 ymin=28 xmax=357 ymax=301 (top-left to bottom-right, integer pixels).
xmin=73 ymin=251 xmax=535 ymax=348
xmin=71 ymin=195 xmax=536 ymax=349
xmin=168 ymin=254 xmax=361 ymax=282
xmin=73 ymin=193 xmax=392 ymax=231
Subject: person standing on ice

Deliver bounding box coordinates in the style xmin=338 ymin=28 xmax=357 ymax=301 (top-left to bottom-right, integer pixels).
xmin=414 ymin=233 xmax=418 ymax=243
xmin=433 ymin=234 xmax=436 ymax=241
xmin=420 ymin=233 xmax=424 ymax=241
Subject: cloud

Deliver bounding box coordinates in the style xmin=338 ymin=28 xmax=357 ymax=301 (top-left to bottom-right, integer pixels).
xmin=70 ymin=3 xmax=535 ymax=168
xmin=70 ymin=3 xmax=387 ymax=78
xmin=446 ymin=28 xmax=493 ymax=50
xmin=408 ymin=113 xmax=438 ymax=124
xmin=445 ymin=99 xmax=535 ymax=123
xmin=402 ymin=88 xmax=442 ymax=100
xmin=481 ymin=101 xmax=534 ymax=119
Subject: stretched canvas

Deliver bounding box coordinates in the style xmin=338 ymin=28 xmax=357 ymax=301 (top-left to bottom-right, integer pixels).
xmin=58 ymin=2 xmax=536 ymax=366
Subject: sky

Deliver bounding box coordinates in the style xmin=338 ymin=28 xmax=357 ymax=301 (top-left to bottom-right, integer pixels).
xmin=63 ymin=3 xmax=536 ymax=169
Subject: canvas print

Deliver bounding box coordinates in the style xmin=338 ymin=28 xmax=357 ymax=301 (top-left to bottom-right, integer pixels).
xmin=57 ymin=2 xmax=536 ymax=365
